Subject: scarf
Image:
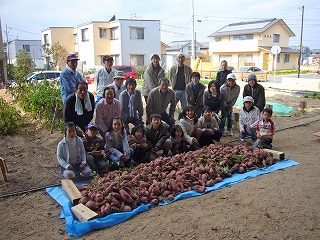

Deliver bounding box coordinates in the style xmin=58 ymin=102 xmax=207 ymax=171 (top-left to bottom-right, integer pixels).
xmin=127 ymin=90 xmax=135 ymax=117
xmin=75 ymin=93 xmax=92 ymax=115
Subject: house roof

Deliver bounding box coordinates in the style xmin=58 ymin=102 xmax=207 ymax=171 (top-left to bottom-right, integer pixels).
xmin=259 ymin=46 xmax=300 ymax=54
xmin=208 ymin=18 xmax=295 ymax=38
xmin=167 ymin=40 xmax=204 ymax=51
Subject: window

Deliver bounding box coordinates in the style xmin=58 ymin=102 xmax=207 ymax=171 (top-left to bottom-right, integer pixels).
xmin=130 ymin=54 xmax=144 ymax=66
xmin=277 ymin=54 xmax=280 ymax=63
xmin=219 ymin=55 xmax=232 ymax=63
xmin=239 ymin=34 xmax=253 ymax=40
xmin=238 ymin=54 xmax=253 ymax=64
xmin=111 ymin=55 xmax=119 ymax=65
xmin=81 ymin=28 xmax=89 ymax=42
xmin=99 ymin=28 xmax=107 ymax=38
xmin=273 ymin=34 xmax=280 ymax=43
xmin=284 ymin=54 xmax=290 ymax=63
xmin=43 ymin=34 xmax=49 ymax=44
xmin=73 ymin=34 xmax=77 ymax=44
xmin=130 ymin=27 xmax=144 ymax=39
xmin=23 ymin=45 xmax=30 ymax=52
xmin=110 ymin=27 xmax=119 ymax=40
xmin=215 ymin=38 xmax=221 ymax=42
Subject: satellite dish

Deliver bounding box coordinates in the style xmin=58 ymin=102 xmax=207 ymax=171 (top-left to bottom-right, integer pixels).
xmin=271 ymin=45 xmax=281 ymax=55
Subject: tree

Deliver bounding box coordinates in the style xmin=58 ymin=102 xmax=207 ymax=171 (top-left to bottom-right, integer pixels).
xmin=42 ymin=41 xmax=68 ymax=70
xmin=12 ymin=50 xmax=35 ymax=82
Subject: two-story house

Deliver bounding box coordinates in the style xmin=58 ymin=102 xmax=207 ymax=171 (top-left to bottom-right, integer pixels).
xmin=4 ymin=39 xmax=44 ymax=69
xmin=165 ymin=40 xmax=205 ymax=69
xmin=208 ymin=18 xmax=299 ymax=71
xmin=42 ymin=16 xmax=161 ymax=72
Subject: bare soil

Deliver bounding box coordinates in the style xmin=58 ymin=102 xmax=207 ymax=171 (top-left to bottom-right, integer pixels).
xmin=0 ymin=84 xmax=320 ymax=240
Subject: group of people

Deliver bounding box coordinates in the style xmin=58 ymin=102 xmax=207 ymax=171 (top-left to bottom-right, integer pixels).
xmin=57 ymin=53 xmax=274 ymax=179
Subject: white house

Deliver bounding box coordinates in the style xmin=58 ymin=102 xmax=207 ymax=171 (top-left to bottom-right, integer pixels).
xmin=5 ymin=39 xmax=44 ymax=69
xmin=42 ymin=16 xmax=161 ymax=72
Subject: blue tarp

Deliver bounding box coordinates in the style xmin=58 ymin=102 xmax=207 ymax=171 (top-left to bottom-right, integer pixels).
xmin=235 ymin=99 xmax=293 ymax=116
xmin=46 ymin=159 xmax=299 ymax=238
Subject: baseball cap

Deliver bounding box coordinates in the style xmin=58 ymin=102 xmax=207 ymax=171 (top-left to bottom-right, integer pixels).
xmin=243 ymin=96 xmax=254 ymax=103
xmin=227 ymin=73 xmax=236 ymax=80
xmin=67 ymin=54 xmax=79 ymax=61
xmin=247 ymin=73 xmax=257 ymax=81
xmin=114 ymin=71 xmax=125 ymax=79
xmin=87 ymin=123 xmax=98 ymax=130
xmin=103 ymin=55 xmax=113 ymax=62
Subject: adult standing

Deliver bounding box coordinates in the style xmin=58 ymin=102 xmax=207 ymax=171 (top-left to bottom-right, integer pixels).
xmin=63 ymin=81 xmax=95 ymax=134
xmin=95 ymin=86 xmax=121 ymax=139
xmin=146 ymin=78 xmax=176 ymax=129
xmin=169 ymin=53 xmax=192 ymax=110
xmin=219 ymin=73 xmax=240 ymax=136
xmin=60 ymin=54 xmax=84 ymax=103
xmin=216 ymin=60 xmax=232 ymax=88
xmin=185 ymin=71 xmax=206 ymax=118
xmin=95 ymin=55 xmax=117 ymax=105
xmin=142 ymin=54 xmax=165 ymax=104
xmin=243 ymin=73 xmax=266 ymax=112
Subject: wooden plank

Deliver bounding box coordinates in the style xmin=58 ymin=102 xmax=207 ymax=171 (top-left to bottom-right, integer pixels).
xmin=61 ymin=179 xmax=82 ymax=205
xmin=263 ymin=149 xmax=285 ymax=161
xmin=313 ymin=132 xmax=320 ymax=138
xmin=71 ymin=203 xmax=98 ymax=222
xmin=0 ymin=157 xmax=8 ymax=182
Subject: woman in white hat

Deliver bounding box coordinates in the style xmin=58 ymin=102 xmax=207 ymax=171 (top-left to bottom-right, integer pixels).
xmin=239 ymin=96 xmax=260 ymax=143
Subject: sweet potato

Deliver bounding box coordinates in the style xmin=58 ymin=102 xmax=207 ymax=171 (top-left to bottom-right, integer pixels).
xmin=151 ymin=199 xmax=158 ymax=205
xmin=119 ymin=189 xmax=134 ymax=204
xmin=237 ymin=166 xmax=246 ymax=173
xmin=85 ymin=200 xmax=97 ymax=211
xmin=139 ymin=197 xmax=149 ymax=204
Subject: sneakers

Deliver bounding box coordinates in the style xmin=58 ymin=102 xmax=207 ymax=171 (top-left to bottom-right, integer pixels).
xmin=227 ymin=130 xmax=233 ymax=136
xmin=240 ymin=138 xmax=245 ymax=142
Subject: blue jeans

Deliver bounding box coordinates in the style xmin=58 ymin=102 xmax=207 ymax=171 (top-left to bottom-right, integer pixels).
xmin=219 ymin=107 xmax=233 ymax=131
xmin=174 ymin=89 xmax=187 ymax=110
xmin=240 ymin=128 xmax=257 ymax=141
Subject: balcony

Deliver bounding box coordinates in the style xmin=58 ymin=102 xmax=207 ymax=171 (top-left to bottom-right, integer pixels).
xmin=209 ymin=39 xmax=260 ymax=53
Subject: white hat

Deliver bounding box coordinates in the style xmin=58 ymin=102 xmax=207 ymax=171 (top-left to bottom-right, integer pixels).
xmin=114 ymin=71 xmax=125 ymax=79
xmin=243 ymin=96 xmax=254 ymax=103
xmin=227 ymin=73 xmax=236 ymax=80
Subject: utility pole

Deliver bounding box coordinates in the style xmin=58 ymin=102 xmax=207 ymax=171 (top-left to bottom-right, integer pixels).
xmin=5 ymin=24 xmax=10 ymax=65
xmin=191 ymin=0 xmax=195 ymax=61
xmin=297 ymin=6 xmax=304 ymax=78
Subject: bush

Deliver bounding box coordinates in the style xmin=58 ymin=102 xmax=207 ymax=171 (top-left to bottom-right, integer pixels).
xmin=7 ymin=80 xmax=63 ymax=130
xmin=0 ymin=97 xmax=26 ymax=135
xmin=303 ymin=92 xmax=320 ymax=100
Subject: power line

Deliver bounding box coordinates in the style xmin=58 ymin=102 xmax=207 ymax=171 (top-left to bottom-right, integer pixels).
xmin=8 ymin=27 xmax=41 ymax=35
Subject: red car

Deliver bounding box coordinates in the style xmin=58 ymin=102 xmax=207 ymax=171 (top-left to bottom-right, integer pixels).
xmin=112 ymin=66 xmax=139 ymax=79
xmin=84 ymin=73 xmax=95 ymax=84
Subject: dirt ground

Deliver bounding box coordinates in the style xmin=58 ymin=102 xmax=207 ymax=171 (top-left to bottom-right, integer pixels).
xmin=0 ymin=83 xmax=320 ymax=240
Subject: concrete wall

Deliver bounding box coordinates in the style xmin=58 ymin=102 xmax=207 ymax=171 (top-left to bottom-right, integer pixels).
xmin=281 ymin=77 xmax=320 ymax=91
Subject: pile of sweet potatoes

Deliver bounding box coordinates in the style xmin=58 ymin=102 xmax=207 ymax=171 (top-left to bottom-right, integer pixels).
xmin=77 ymin=143 xmax=275 ymax=217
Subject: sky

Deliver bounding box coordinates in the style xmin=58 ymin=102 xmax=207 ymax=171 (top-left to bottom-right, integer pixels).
xmin=1 ymin=0 xmax=319 ymax=49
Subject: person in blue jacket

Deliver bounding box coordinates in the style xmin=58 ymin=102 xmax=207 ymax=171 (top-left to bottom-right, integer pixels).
xmin=60 ymin=54 xmax=84 ymax=103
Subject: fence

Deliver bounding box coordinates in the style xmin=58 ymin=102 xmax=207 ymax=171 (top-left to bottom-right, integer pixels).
xmin=198 ymin=70 xmax=268 ymax=82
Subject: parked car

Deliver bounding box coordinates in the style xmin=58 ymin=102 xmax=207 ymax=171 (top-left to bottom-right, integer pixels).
xmin=233 ymin=66 xmax=265 ymax=73
xmin=26 ymin=71 xmax=61 ymax=82
xmin=84 ymin=73 xmax=95 ymax=84
xmin=213 ymin=66 xmax=234 ymax=72
xmin=112 ymin=66 xmax=139 ymax=79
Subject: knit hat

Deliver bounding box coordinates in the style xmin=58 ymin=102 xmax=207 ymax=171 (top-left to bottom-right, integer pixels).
xmin=247 ymin=73 xmax=257 ymax=81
